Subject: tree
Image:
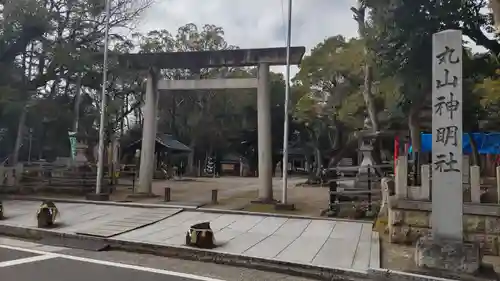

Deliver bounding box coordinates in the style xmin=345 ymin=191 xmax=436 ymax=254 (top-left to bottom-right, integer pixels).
xmin=366 ymin=0 xmax=498 ymax=168
xmin=293 ymin=35 xmax=400 ymax=171
xmin=352 ymin=0 xmax=379 ymax=132
xmin=0 ymin=0 xmax=152 ymax=163
xmin=493 ymin=0 xmax=500 ymax=30
xmin=131 ymin=24 xmax=245 ymax=172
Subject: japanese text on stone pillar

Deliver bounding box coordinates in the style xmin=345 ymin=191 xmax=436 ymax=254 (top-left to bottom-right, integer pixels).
xmin=434 ymin=46 xmax=461 ymax=173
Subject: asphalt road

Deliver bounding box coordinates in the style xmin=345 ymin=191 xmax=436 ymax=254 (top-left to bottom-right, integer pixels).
xmin=0 ymin=246 xmax=223 ymax=281
xmin=0 ymin=238 xmax=316 ymax=281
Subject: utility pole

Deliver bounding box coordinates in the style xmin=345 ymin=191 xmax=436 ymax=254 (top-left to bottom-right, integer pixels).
xmin=281 ymin=0 xmax=292 ymax=204
xmin=95 ymin=0 xmax=112 ymax=196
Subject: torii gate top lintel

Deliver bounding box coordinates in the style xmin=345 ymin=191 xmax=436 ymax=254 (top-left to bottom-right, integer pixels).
xmin=94 ymin=47 xmax=306 ymax=70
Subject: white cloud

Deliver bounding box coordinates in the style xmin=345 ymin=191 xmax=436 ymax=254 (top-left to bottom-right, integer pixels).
xmin=135 ymin=0 xmax=359 ymax=75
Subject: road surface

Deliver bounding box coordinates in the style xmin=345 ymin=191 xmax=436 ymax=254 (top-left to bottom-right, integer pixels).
xmin=0 ymin=237 xmax=315 ymax=281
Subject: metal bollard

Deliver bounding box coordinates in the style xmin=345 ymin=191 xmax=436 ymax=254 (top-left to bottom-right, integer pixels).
xmin=164 ymin=187 xmax=171 ymax=202
xmin=211 ymin=189 xmax=218 ymax=204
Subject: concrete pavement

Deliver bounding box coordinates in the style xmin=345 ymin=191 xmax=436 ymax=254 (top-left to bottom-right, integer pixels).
xmin=0 ymin=204 xmax=458 ymax=281
xmin=0 ymin=199 xmax=380 ymax=272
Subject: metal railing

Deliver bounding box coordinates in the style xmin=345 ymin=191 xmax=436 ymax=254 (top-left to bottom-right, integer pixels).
xmin=0 ymin=163 xmax=136 ymax=194
xmin=326 ymin=164 xmax=393 ymax=216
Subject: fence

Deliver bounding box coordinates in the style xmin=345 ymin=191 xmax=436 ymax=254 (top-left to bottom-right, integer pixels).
xmin=326 ymin=164 xmax=393 ymax=218
xmin=388 ymin=155 xmax=500 ymax=255
xmin=0 ymin=162 xmax=136 ymax=195
xmin=393 ymin=155 xmax=491 ymax=202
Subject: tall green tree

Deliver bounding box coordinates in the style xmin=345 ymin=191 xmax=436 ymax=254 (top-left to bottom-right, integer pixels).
xmin=0 ymin=0 xmax=151 ymax=163
xmin=366 ymin=0 xmax=498 ymax=164
xmin=293 ymin=35 xmax=399 ymax=170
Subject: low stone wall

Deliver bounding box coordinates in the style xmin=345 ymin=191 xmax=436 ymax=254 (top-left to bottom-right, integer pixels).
xmin=389 ymin=198 xmax=500 ymax=256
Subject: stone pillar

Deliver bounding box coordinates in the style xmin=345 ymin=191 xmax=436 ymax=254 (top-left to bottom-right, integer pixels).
xmin=430 ymin=30 xmax=463 ymax=240
xmin=395 ymin=156 xmax=408 ymax=199
xmin=420 ymin=164 xmax=430 ymax=200
xmin=138 ymin=69 xmax=159 ymax=194
xmin=257 ymin=63 xmax=273 ymax=201
xmin=470 ymin=165 xmax=481 ymax=203
xmin=497 ymin=166 xmax=500 ymax=204
xmin=463 ymin=155 xmax=470 ymax=185
xmin=74 ymin=142 xmax=88 ymax=167
xmin=416 ymin=29 xmax=481 ymax=276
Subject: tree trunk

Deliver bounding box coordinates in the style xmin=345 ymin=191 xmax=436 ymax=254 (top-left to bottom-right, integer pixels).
xmin=73 ymin=75 xmax=82 ymax=132
xmin=409 ymin=105 xmax=421 ymax=185
xmin=305 ymin=154 xmax=311 ymax=174
xmin=12 ymin=107 xmax=27 ymax=165
xmin=353 ymin=1 xmax=380 ymax=132
xmin=187 ymin=140 xmax=196 ymax=174
xmin=468 ymin=133 xmax=480 ymax=167
xmin=327 ymin=134 xmax=361 ymax=168
xmin=314 ymin=147 xmax=322 ymax=177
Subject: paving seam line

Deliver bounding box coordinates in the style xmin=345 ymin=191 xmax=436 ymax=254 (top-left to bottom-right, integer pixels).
xmin=0 ymin=223 xmax=369 ymax=281
xmin=2 ymin=195 xmax=374 ymax=223
xmin=74 ymin=208 xmax=184 ymax=238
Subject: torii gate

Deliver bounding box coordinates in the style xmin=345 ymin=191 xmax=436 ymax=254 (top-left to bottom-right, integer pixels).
xmin=101 ymin=47 xmax=305 ymax=202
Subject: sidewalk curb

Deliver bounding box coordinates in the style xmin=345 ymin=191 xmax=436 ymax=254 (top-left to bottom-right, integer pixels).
xmin=0 ymin=224 xmax=369 ymax=281
xmin=2 ymin=195 xmax=198 ymax=210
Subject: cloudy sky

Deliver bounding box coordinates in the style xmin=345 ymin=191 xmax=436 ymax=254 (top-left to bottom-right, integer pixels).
xmin=135 ymin=0 xmax=359 ymax=74
xmin=133 ymin=0 xmax=487 ymax=75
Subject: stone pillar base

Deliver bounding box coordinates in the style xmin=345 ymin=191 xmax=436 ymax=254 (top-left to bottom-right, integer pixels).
xmin=415 ymin=236 xmax=482 ymax=275
xmin=250 ymin=199 xmax=278 ymax=205
xmin=127 ymin=193 xmax=159 ymax=199
xmin=274 ymin=203 xmax=295 ymax=211
xmin=85 ymin=193 xmax=110 ymax=201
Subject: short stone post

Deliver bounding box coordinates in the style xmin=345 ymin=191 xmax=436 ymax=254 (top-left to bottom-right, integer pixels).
xmin=164 ymin=187 xmax=171 ymax=202
xmin=470 ymin=165 xmax=481 ymax=203
xmin=420 ymin=164 xmax=431 ymax=200
xmin=185 ymin=222 xmax=216 ymax=249
xmin=497 ymin=166 xmax=500 ymax=204
xmin=0 ymin=166 xmax=5 ymax=186
xmin=239 ymin=158 xmax=243 ymax=177
xmin=211 ymin=189 xmax=218 ymax=204
xmin=37 ymin=201 xmax=59 ymax=228
xmin=463 ymin=155 xmax=470 ymax=185
xmin=0 ymin=201 xmax=4 ymax=219
xmin=395 ymin=156 xmax=408 ymax=199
